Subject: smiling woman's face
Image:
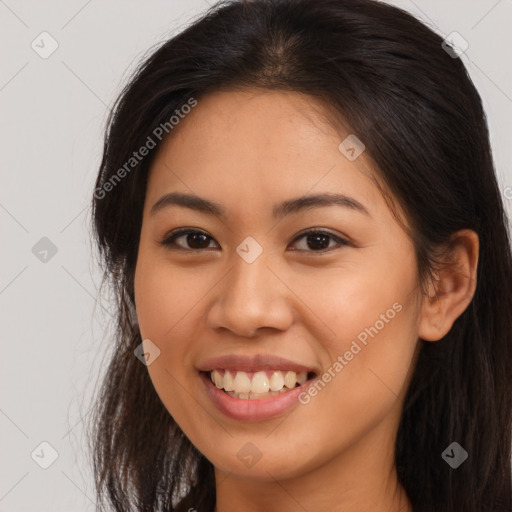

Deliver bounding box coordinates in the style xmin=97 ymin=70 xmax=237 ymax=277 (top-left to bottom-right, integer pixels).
xmin=134 ymin=88 xmax=423 ymax=486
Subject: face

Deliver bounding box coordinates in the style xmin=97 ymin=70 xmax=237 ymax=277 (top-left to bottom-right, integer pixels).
xmin=134 ymin=88 xmax=423 ymax=482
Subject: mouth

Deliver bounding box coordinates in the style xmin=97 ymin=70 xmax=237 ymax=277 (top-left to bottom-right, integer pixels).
xmin=199 ymin=368 xmax=318 ymax=421
xmin=197 ymin=354 xmax=320 ymax=420
xmin=200 ymin=369 xmax=318 ymax=400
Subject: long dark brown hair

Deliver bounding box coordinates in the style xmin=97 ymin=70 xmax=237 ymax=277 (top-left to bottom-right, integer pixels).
xmin=89 ymin=1 xmax=512 ymax=510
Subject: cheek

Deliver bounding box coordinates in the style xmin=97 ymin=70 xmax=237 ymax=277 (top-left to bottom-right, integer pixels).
xmin=302 ymin=251 xmax=420 ymax=418
xmin=289 ymin=294 xmax=419 ymax=468
xmin=133 ymin=252 xmax=203 ymax=424
xmin=329 ymin=300 xmax=419 ymax=397
xmin=134 ymin=251 xmax=209 ymax=343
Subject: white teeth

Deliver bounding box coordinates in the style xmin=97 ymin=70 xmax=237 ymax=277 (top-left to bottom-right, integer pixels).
xmin=213 ymin=369 xmax=223 ymax=389
xmin=233 ymin=371 xmax=251 ymax=393
xmin=284 ymin=371 xmax=297 ymax=389
xmin=269 ymin=371 xmax=285 ymax=391
xmin=251 ymin=371 xmax=270 ymax=393
xmin=223 ymin=370 xmax=235 ymax=391
xmin=208 ymin=369 xmax=311 ymax=398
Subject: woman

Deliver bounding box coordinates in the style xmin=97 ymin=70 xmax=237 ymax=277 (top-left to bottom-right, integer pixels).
xmin=90 ymin=0 xmax=512 ymax=510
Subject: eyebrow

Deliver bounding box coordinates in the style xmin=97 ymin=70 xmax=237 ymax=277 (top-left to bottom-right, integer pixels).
xmin=150 ymin=191 xmax=371 ymax=219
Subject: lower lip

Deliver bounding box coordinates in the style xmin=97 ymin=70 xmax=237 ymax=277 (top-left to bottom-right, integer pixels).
xmin=199 ymin=371 xmax=314 ymax=421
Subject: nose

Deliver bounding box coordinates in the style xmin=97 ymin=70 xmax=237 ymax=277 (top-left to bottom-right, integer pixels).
xmin=206 ymin=248 xmax=294 ymax=338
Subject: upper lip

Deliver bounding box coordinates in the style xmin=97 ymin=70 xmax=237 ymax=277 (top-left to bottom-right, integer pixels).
xmin=197 ymin=354 xmax=318 ymax=375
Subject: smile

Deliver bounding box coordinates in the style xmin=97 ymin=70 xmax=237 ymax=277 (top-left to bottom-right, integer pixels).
xmin=199 ymin=370 xmax=318 ymax=421
xmin=208 ymin=369 xmax=313 ymax=398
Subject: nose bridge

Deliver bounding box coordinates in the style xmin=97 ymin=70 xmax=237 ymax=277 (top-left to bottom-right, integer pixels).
xmin=229 ymin=246 xmax=270 ymax=301
xmin=207 ymin=240 xmax=293 ymax=336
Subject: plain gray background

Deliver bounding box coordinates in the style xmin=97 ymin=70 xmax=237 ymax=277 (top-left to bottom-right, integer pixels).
xmin=1 ymin=1 xmax=511 ymax=510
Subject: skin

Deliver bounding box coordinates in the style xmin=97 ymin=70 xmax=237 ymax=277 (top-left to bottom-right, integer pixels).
xmin=134 ymin=88 xmax=479 ymax=512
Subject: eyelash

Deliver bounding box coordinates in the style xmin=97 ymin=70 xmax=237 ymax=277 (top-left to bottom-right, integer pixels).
xmin=159 ymin=228 xmax=350 ymax=253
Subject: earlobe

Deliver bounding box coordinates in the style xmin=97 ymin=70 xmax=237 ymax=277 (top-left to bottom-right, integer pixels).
xmin=418 ymin=229 xmax=479 ymax=342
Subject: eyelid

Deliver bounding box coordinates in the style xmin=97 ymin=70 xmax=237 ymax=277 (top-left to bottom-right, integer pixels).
xmin=291 ymin=227 xmax=348 ymax=244
xmin=160 ymin=227 xmax=218 ymax=250
xmin=288 ymin=228 xmax=350 ymax=254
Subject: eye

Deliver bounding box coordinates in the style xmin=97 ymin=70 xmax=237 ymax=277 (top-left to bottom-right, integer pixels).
xmin=160 ymin=228 xmax=218 ymax=251
xmin=160 ymin=227 xmax=349 ymax=253
xmin=289 ymin=229 xmax=349 ymax=252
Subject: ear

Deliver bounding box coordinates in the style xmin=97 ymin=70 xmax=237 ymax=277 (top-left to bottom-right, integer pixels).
xmin=418 ymin=229 xmax=479 ymax=342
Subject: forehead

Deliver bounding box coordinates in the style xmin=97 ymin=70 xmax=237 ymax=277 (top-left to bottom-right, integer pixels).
xmin=145 ymin=88 xmax=396 ymax=224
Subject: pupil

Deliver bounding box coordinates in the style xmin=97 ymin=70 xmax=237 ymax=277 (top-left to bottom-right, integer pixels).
xmin=188 ymin=233 xmax=209 ymax=249
xmin=307 ymin=233 xmax=329 ymax=250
